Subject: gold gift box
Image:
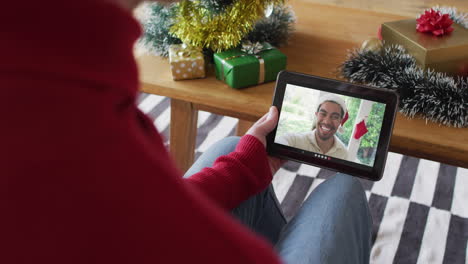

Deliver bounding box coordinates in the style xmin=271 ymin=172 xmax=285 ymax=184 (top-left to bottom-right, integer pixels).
xmin=381 ymin=19 xmax=468 ymax=75
xmin=168 ymin=44 xmax=206 ymax=81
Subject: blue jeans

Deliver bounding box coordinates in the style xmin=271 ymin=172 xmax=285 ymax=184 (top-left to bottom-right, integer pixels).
xmin=184 ymin=137 xmax=372 ymax=264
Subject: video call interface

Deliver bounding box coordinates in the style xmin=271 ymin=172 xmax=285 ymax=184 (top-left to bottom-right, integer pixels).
xmin=274 ymin=84 xmax=387 ymax=167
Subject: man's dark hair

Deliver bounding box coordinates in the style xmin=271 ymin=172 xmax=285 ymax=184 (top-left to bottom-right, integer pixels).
xmin=316 ymin=100 xmax=345 ymax=119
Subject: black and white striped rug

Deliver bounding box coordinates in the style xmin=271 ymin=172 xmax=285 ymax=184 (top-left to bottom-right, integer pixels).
xmin=138 ymin=93 xmax=468 ymax=264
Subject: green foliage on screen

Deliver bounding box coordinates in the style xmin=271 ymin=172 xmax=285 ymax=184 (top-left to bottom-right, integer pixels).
xmin=336 ymin=97 xmax=361 ymax=146
xmin=360 ymin=102 xmax=385 ymax=148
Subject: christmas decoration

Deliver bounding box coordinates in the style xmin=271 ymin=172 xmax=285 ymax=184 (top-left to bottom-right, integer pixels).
xmin=429 ymin=6 xmax=468 ymax=29
xmin=360 ymin=37 xmax=383 ymax=53
xmin=341 ymin=44 xmax=468 ymax=128
xmin=214 ymin=42 xmax=287 ymax=89
xmin=338 ymin=111 xmax=349 ymax=134
xmin=416 ymin=8 xmax=454 ymax=36
xmin=354 ymin=119 xmax=369 ymax=140
xmin=141 ymin=3 xmax=181 ymax=57
xmin=241 ymin=41 xmax=265 ymax=54
xmin=245 ymin=5 xmax=296 ymax=47
xmin=140 ymin=1 xmax=295 ymax=57
xmin=342 ymin=6 xmax=468 ymax=128
xmin=199 ymin=0 xmax=234 ymax=14
xmin=341 ymin=112 xmax=349 ymax=126
xmin=381 ymin=19 xmax=468 ymax=75
xmin=169 ymin=0 xmax=284 ymax=52
xmin=169 ymin=44 xmax=205 ymax=80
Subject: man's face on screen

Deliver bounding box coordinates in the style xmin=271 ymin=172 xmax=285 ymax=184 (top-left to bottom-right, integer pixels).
xmin=315 ymin=102 xmax=343 ymax=141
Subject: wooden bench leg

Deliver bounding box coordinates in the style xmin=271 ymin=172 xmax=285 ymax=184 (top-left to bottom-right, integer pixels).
xmin=236 ymin=120 xmax=255 ymax=136
xmin=170 ymin=99 xmax=198 ymax=173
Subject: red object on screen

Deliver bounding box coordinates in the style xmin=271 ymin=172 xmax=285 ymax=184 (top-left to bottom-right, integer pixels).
xmin=354 ymin=120 xmax=369 ymax=140
xmin=341 ymin=111 xmax=349 ymax=126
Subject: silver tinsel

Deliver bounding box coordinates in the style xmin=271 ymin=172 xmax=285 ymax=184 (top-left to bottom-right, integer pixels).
xmin=245 ymin=5 xmax=296 ymax=47
xmin=342 ymin=45 xmax=468 ymax=128
xmin=141 ymin=3 xmax=182 ymax=57
xmin=426 ymin=6 xmax=468 ymax=29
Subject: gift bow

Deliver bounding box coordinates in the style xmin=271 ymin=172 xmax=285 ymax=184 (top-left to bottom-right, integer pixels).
xmin=174 ymin=44 xmax=202 ymax=59
xmin=241 ymin=41 xmax=266 ymax=55
xmin=221 ymin=41 xmax=274 ymax=85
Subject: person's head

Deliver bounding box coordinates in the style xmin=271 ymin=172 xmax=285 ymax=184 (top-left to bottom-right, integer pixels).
xmin=314 ymin=95 xmax=346 ymax=141
xmin=107 ymin=0 xmax=180 ymax=11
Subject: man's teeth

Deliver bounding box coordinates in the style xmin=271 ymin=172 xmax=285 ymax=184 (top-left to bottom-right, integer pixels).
xmin=321 ymin=125 xmax=331 ymax=132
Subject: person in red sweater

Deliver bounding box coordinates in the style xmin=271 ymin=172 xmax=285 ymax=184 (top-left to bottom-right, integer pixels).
xmin=1 ymin=0 xmax=372 ymax=263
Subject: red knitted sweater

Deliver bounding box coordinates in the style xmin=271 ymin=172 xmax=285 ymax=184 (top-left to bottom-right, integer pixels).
xmin=0 ymin=1 xmax=282 ymax=263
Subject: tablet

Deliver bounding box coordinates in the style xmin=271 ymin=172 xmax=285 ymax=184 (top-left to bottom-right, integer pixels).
xmin=266 ymin=71 xmax=399 ymax=181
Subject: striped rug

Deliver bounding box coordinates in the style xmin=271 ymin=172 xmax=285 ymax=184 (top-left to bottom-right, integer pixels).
xmin=138 ymin=93 xmax=468 ymax=264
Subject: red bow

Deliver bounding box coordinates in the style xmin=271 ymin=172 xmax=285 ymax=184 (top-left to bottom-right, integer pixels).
xmin=416 ymin=9 xmax=454 ymax=36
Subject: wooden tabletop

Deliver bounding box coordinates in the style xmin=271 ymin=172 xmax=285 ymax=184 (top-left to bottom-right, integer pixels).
xmin=137 ymin=0 xmax=468 ymax=168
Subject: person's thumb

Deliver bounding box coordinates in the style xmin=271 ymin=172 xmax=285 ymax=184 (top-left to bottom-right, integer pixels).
xmin=246 ymin=106 xmax=279 ymax=146
xmin=261 ymin=106 xmax=279 ymax=134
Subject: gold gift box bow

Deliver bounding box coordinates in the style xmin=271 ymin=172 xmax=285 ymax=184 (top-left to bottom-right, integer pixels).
xmin=381 ymin=19 xmax=468 ymax=70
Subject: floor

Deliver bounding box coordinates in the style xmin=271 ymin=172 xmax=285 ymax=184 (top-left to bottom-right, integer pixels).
xmin=138 ymin=93 xmax=468 ymax=264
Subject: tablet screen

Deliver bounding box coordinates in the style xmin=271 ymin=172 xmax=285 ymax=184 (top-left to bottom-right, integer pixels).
xmin=274 ymin=84 xmax=386 ymax=168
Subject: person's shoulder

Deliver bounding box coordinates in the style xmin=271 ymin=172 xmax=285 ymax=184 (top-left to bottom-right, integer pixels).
xmin=334 ymin=136 xmax=348 ymax=151
xmin=330 ymin=137 xmax=349 ymax=160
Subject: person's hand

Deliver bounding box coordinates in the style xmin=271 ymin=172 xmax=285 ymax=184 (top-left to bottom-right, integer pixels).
xmin=246 ymin=106 xmax=286 ymax=175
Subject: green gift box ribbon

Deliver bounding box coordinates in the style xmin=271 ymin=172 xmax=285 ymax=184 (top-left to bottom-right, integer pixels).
xmin=214 ymin=42 xmax=287 ymax=89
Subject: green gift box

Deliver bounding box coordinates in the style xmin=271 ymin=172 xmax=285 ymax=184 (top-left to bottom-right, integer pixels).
xmin=381 ymin=19 xmax=468 ymax=75
xmin=214 ymin=42 xmax=287 ymax=89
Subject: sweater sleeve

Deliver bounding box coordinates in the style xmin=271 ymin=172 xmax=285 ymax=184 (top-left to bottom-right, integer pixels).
xmin=184 ymin=135 xmax=273 ymax=210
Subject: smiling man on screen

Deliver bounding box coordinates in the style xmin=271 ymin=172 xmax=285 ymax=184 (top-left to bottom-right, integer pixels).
xmin=277 ymin=94 xmax=349 ymax=160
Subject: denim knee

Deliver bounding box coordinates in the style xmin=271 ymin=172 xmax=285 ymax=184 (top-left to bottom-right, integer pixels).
xmin=184 ymin=136 xmax=241 ymax=178
xmin=276 ymin=173 xmax=372 ymax=264
xmin=328 ymin=173 xmax=368 ymax=208
xmin=330 ymin=173 xmax=372 ymax=224
xmin=216 ymin=136 xmax=241 ymax=151
xmin=332 ymin=173 xmax=365 ymax=195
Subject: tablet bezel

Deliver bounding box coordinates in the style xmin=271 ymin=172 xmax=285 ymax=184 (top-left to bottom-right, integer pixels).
xmin=266 ymin=71 xmax=399 ymax=181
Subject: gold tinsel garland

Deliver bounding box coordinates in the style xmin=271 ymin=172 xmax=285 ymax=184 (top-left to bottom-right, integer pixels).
xmin=170 ymin=0 xmax=284 ymax=52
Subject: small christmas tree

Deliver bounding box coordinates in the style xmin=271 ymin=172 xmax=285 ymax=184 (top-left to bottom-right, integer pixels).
xmin=141 ymin=0 xmax=295 ymax=57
